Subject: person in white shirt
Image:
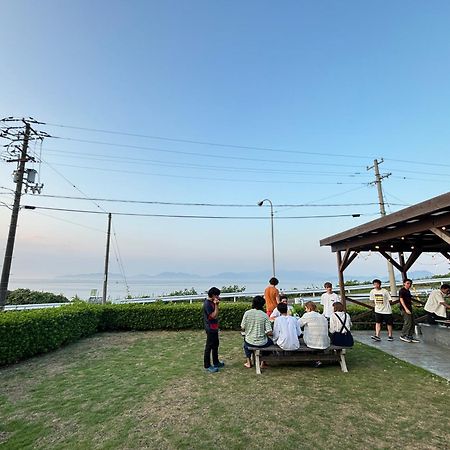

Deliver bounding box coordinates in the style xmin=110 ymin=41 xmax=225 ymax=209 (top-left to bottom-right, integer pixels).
xmin=273 ymin=302 xmax=301 ymax=350
xmin=270 ymin=294 xmax=293 ymax=320
xmin=298 ymin=301 xmax=330 ymax=350
xmin=424 ymin=284 xmax=450 ymax=324
xmin=369 ymin=279 xmax=393 ymax=342
xmin=329 ymin=302 xmax=353 ymax=347
xmin=320 ymin=282 xmax=341 ymax=319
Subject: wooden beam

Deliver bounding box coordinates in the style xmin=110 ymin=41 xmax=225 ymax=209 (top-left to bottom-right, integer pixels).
xmin=441 ymin=251 xmax=450 ymax=261
xmin=346 ymin=297 xmax=374 ymax=310
xmin=379 ymin=250 xmax=403 ymax=272
xmin=341 ymin=251 xmax=359 ymax=272
xmin=320 ymin=192 xmax=450 ymax=247
xmin=398 ymin=252 xmax=407 ymax=280
xmin=340 ymin=249 xmax=352 ymax=272
xmin=336 ymin=251 xmax=346 ymax=310
xmin=404 ymin=249 xmax=422 ymax=272
xmin=327 ymin=212 xmax=450 ymax=252
xmin=430 ymin=226 xmax=450 ymax=246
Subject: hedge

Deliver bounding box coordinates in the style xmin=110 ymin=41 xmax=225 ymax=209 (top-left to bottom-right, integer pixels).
xmin=0 ymin=305 xmax=101 ymax=366
xmin=0 ymin=301 xmax=428 ymax=366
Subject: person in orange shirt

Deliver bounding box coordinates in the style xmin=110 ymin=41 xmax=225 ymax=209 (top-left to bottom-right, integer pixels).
xmin=264 ymin=277 xmax=280 ymax=317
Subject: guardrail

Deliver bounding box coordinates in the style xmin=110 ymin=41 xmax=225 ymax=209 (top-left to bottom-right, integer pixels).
xmin=4 ymin=277 xmax=448 ymax=310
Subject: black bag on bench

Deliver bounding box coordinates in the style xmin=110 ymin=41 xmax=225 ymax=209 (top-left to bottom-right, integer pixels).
xmin=330 ymin=313 xmax=354 ymax=347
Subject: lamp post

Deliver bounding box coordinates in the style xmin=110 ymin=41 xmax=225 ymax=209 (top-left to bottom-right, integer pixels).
xmin=258 ymin=198 xmax=275 ymax=277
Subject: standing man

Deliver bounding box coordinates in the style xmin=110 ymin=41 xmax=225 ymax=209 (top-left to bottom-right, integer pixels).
xmin=264 ymin=277 xmax=280 ymax=317
xmin=398 ymin=278 xmax=420 ymax=343
xmin=370 ymin=279 xmax=394 ymax=342
xmin=203 ymin=287 xmax=224 ymax=373
xmin=320 ymin=282 xmax=341 ymax=320
xmin=424 ymin=283 xmax=450 ymax=324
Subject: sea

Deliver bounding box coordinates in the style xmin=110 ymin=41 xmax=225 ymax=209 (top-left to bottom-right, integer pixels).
xmin=7 ymin=276 xmax=320 ymax=301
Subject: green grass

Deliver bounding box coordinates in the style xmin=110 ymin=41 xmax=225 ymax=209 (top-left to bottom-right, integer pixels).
xmin=1 ymin=331 xmax=449 ymax=449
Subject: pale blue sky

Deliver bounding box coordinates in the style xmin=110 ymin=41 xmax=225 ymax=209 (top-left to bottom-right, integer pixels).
xmin=1 ymin=1 xmax=449 ymax=288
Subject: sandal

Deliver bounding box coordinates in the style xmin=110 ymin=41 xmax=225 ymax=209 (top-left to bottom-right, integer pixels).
xmin=244 ymin=362 xmax=252 ymax=368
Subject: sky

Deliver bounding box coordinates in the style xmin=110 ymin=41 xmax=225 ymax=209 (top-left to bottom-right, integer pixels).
xmin=1 ymin=0 xmax=450 ymax=292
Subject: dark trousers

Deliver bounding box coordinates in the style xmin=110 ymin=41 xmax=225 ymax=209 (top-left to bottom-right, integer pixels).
xmin=243 ymin=338 xmax=274 ymax=358
xmin=427 ymin=312 xmax=446 ymax=325
xmin=204 ymin=331 xmax=219 ymax=368
xmin=401 ymin=310 xmax=415 ymax=337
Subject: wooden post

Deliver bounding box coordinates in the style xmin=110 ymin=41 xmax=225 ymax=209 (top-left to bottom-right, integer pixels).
xmin=336 ymin=250 xmax=346 ymax=310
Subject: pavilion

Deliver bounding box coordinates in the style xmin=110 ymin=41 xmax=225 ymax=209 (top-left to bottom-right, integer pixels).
xmin=320 ymin=191 xmax=450 ymax=312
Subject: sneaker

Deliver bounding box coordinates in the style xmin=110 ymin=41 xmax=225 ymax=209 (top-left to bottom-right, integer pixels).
xmin=399 ymin=335 xmax=412 ymax=343
xmin=409 ymin=337 xmax=420 ymax=343
xmin=387 ymin=336 xmax=394 ymax=341
xmin=314 ymin=361 xmax=322 ymax=368
xmin=205 ymin=366 xmax=219 ymax=373
xmin=213 ymin=361 xmax=225 ymax=369
xmin=371 ymin=335 xmax=381 ymax=342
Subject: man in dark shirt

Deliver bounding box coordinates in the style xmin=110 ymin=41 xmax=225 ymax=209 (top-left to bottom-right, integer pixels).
xmin=399 ymin=279 xmax=420 ymax=343
xmin=203 ymin=287 xmax=224 ymax=373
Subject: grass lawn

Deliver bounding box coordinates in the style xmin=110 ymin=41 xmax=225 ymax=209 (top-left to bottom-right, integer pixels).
xmin=1 ymin=331 xmax=449 ymax=450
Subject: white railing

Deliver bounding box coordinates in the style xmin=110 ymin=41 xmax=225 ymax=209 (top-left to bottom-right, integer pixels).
xmin=4 ymin=277 xmax=449 ymax=310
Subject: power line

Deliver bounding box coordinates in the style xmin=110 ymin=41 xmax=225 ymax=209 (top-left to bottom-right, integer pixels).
xmin=44 ymin=121 xmax=376 ymax=161
xmin=22 ymin=205 xmax=367 ymax=219
xmin=30 ymin=193 xmax=407 ymax=208
xmin=42 ymin=161 xmax=367 ymax=185
xmin=42 ymin=147 xmax=370 ymax=177
xmin=49 ymin=136 xmax=368 ymax=169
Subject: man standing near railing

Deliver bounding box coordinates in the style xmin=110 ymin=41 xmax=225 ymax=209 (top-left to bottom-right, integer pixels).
xmin=398 ymin=279 xmax=420 ymax=343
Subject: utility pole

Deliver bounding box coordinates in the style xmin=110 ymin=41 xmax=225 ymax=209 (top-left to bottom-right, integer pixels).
xmin=367 ymin=158 xmax=397 ymax=295
xmin=0 ymin=118 xmax=47 ymax=310
xmin=102 ymin=213 xmax=112 ymax=304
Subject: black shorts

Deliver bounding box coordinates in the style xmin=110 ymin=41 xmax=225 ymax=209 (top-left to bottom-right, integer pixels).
xmin=375 ymin=313 xmax=393 ymax=325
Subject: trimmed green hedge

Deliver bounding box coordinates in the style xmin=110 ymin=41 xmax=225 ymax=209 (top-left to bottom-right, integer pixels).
xmin=0 ymin=305 xmax=101 ymax=366
xmin=0 ymin=301 xmax=428 ymax=366
xmin=98 ymin=302 xmax=251 ymax=331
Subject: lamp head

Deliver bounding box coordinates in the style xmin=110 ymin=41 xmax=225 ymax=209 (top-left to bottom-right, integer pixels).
xmin=257 ymin=200 xmax=264 ymax=207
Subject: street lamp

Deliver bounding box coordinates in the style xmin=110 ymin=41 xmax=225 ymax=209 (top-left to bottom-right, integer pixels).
xmin=258 ymin=198 xmax=275 ymax=277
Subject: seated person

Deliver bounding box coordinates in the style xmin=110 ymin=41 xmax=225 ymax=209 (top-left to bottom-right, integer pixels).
xmin=424 ymin=284 xmax=450 ymax=324
xmin=298 ymin=301 xmax=330 ymax=350
xmin=329 ymin=302 xmax=353 ymax=347
xmin=273 ymin=302 xmax=302 ymax=350
xmin=241 ymin=295 xmax=273 ymax=368
xmin=270 ymin=294 xmax=293 ymax=320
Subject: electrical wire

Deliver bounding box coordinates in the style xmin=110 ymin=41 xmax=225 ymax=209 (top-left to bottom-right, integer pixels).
xmin=29 ymin=193 xmax=407 ymax=208
xmin=44 ymin=121 xmax=377 ymax=161
xmin=22 ymin=205 xmax=368 ymax=219
xmin=42 ymin=161 xmax=368 ymax=185
xmin=49 ymin=136 xmax=369 ymax=169
xmin=42 ymin=147 xmax=370 ymax=177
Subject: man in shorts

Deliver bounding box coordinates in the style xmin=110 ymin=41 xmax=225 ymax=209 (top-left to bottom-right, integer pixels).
xmin=370 ymin=279 xmax=394 ymax=342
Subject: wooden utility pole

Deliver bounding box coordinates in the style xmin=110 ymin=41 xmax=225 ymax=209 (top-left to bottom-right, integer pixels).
xmin=102 ymin=213 xmax=112 ymax=304
xmin=0 ymin=122 xmax=31 ymax=309
xmin=368 ymin=158 xmax=397 ymax=295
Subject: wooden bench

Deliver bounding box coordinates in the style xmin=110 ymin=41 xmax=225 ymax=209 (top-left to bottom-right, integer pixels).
xmin=247 ymin=344 xmax=349 ymax=374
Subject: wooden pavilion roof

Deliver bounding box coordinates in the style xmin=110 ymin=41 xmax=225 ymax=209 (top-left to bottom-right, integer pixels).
xmin=320 ymin=192 xmax=450 ymax=253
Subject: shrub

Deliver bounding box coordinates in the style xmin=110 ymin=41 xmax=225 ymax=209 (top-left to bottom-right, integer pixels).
xmin=0 ymin=305 xmax=100 ymax=366
xmin=6 ymin=288 xmax=68 ymax=305
xmin=98 ymin=302 xmax=251 ymax=332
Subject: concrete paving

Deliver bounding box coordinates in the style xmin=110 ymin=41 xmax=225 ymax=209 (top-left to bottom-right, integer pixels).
xmin=353 ymin=330 xmax=450 ymax=381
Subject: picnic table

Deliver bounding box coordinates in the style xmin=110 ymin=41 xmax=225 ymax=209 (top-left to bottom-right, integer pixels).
xmin=247 ymin=342 xmax=350 ymax=375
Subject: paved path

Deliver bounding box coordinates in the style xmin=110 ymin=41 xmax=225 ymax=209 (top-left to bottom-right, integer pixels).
xmin=353 ymin=331 xmax=450 ymax=381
